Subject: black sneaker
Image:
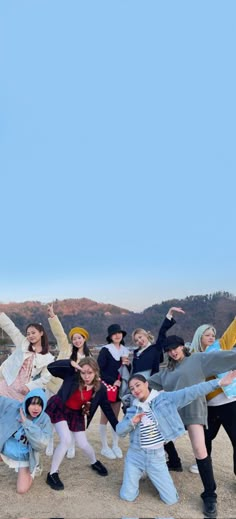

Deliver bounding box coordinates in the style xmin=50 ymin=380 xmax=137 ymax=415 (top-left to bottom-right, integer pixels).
xmin=167 ymin=460 xmax=183 ymax=472
xmin=202 ymin=498 xmax=217 ymax=518
xmin=46 ymin=472 xmax=64 ymax=490
xmin=91 ymin=460 xmax=108 ymax=476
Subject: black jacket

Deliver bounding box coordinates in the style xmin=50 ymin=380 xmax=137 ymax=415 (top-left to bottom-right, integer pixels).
xmin=132 ymin=317 xmax=176 ymax=375
xmin=47 ymin=359 xmax=118 ymax=430
xmin=97 ymin=348 xmax=122 ymax=385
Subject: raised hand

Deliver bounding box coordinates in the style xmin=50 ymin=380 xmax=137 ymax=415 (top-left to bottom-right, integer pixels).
xmin=219 ymin=370 xmax=236 ymax=386
xmin=70 ymin=360 xmax=82 ymax=371
xmin=47 ymin=303 xmax=55 ymax=318
xmin=168 ymin=307 xmax=185 ymax=316
xmin=132 ymin=412 xmax=145 ymax=425
xmin=82 ymin=401 xmax=91 ymax=416
xmin=19 ymin=407 xmax=27 ymax=423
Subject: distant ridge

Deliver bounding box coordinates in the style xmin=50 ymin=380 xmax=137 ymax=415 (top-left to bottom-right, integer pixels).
xmin=0 ymin=297 xmax=131 ymax=316
xmin=0 ymin=292 xmax=235 ymax=345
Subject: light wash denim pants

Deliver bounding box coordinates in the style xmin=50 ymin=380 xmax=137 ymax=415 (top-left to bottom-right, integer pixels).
xmin=120 ymin=446 xmax=179 ymax=505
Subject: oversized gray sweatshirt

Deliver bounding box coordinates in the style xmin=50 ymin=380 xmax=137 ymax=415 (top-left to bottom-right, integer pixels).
xmin=148 ymin=350 xmax=236 ymax=426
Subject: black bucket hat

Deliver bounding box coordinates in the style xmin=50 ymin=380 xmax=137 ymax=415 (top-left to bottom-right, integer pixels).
xmin=163 ymin=335 xmax=185 ymax=352
xmin=106 ymin=323 xmax=127 ymax=341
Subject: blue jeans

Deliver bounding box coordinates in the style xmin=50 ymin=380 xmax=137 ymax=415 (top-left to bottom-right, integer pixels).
xmin=120 ymin=446 xmax=179 ymax=505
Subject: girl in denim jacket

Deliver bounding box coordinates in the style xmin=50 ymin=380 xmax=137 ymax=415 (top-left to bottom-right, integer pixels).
xmin=116 ymin=371 xmax=236 ymax=511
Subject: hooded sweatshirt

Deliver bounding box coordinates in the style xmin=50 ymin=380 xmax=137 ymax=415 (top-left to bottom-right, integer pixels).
xmin=0 ymin=388 xmax=52 ymax=473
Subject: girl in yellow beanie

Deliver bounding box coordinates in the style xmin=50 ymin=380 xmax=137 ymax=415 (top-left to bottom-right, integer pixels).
xmin=46 ymin=303 xmax=92 ymax=457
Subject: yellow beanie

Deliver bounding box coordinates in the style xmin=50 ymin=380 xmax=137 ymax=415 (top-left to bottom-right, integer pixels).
xmin=68 ymin=327 xmax=89 ymax=341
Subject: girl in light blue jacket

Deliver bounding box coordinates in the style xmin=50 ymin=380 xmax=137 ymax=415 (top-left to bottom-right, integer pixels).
xmin=116 ymin=371 xmax=236 ymax=509
xmin=0 ymin=388 xmax=52 ymax=493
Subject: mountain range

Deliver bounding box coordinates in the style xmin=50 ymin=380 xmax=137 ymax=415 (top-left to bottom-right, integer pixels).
xmin=0 ymin=291 xmax=235 ymax=346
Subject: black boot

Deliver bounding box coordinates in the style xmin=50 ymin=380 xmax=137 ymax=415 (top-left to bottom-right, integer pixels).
xmin=164 ymin=441 xmax=183 ymax=471
xmin=196 ymin=456 xmax=217 ymax=518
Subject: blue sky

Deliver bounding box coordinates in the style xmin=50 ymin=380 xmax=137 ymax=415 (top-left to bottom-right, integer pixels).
xmin=0 ymin=1 xmax=235 ymax=312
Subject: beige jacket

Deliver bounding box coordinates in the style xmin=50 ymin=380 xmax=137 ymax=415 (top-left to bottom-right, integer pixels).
xmin=46 ymin=315 xmax=72 ymax=394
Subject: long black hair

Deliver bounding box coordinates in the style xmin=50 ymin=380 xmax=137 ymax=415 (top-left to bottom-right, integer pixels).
xmin=26 ymin=323 xmax=49 ymax=354
xmin=70 ymin=341 xmax=92 ymax=361
xmin=128 ymin=373 xmax=148 ymax=386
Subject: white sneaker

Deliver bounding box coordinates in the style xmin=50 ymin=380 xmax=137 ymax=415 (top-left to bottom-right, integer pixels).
xmin=189 ymin=463 xmax=199 ymax=474
xmin=101 ymin=447 xmax=116 ymax=459
xmin=35 ymin=463 xmax=43 ymax=476
xmin=66 ymin=446 xmax=75 ymax=459
xmin=112 ymin=446 xmax=123 ymax=458
xmin=46 ymin=443 xmax=54 ymax=457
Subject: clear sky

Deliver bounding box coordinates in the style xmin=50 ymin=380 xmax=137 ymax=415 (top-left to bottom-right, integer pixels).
xmin=1 ymin=1 xmax=235 ymax=312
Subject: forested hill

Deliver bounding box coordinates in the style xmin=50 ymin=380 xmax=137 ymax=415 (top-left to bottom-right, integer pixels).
xmin=0 ymin=292 xmax=235 ymax=346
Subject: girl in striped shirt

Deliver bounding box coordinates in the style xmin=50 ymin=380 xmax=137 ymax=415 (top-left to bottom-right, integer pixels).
xmin=116 ymin=371 xmax=236 ymax=509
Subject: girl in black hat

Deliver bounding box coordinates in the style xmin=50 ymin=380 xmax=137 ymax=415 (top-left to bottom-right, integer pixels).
xmin=97 ymin=323 xmax=130 ymax=459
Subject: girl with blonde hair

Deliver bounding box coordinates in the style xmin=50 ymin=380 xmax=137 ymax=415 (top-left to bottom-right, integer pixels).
xmin=191 ymin=316 xmax=236 ymax=477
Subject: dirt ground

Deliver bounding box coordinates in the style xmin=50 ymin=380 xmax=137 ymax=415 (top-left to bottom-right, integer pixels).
xmin=0 ymin=408 xmax=235 ymax=519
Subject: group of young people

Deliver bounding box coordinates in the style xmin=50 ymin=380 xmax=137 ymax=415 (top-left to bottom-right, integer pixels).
xmin=0 ymin=304 xmax=236 ymax=518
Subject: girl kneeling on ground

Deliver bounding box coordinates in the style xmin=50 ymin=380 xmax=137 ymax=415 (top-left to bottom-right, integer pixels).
xmin=116 ymin=371 xmax=236 ymax=511
xmin=0 ymin=388 xmax=52 ymax=493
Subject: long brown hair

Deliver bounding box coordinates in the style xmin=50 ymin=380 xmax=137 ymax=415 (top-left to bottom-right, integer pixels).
xmin=166 ymin=345 xmax=191 ymax=371
xmin=78 ymin=357 xmax=101 ymax=393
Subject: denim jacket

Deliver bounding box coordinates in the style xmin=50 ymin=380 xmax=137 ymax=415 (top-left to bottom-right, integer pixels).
xmin=116 ymin=378 xmax=220 ymax=445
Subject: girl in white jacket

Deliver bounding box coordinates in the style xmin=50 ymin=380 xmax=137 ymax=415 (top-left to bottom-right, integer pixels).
xmin=0 ymin=312 xmax=54 ymax=401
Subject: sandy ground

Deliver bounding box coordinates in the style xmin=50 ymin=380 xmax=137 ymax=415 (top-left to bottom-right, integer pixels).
xmin=0 ymin=408 xmax=235 ymax=519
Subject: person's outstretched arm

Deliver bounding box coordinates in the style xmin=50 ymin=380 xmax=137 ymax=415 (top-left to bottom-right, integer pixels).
xmin=168 ymin=370 xmax=236 ymax=410
xmin=201 ymin=349 xmax=236 ymax=378
xmin=0 ymin=312 xmax=27 ymax=349
xmin=47 ymin=303 xmax=71 ymax=358
xmin=46 ymin=358 xmax=75 ymax=379
xmin=155 ymin=307 xmax=185 ymax=350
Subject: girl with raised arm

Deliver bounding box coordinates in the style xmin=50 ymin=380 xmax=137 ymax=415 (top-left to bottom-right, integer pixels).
xmin=45 ymin=303 xmax=91 ymax=457
xmin=0 ymin=312 xmax=54 ymax=401
xmin=116 ymin=370 xmax=236 ymax=515
xmin=131 ymin=307 xmax=185 ymax=471
xmin=45 ymin=357 xmax=118 ymax=491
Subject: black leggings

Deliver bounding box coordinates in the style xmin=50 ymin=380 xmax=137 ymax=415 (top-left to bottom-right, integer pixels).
xmin=204 ymin=400 xmax=236 ymax=474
